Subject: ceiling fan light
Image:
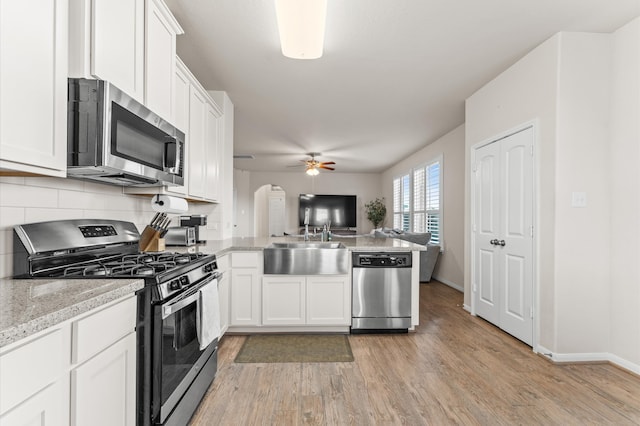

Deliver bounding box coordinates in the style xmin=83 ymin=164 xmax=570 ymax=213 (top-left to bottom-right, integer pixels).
xmin=275 ymin=0 xmax=327 ymax=59
xmin=306 ymin=167 xmax=320 ymax=176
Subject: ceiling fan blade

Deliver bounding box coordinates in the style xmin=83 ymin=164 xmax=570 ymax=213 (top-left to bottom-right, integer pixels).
xmin=319 ymin=165 xmax=335 ymax=170
xmin=320 ymin=161 xmax=336 ymax=165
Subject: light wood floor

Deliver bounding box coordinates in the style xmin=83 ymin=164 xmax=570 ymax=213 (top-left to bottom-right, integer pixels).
xmin=190 ymin=282 xmax=640 ymax=425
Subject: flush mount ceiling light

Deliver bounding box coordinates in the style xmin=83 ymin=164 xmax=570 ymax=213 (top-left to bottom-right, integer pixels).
xmin=275 ymin=0 xmax=327 ymax=59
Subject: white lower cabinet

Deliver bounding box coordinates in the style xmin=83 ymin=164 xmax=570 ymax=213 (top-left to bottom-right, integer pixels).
xmin=306 ymin=276 xmax=351 ymax=325
xmin=262 ymin=275 xmax=351 ymax=326
xmin=0 ymin=380 xmax=69 ymax=426
xmin=262 ymin=276 xmax=306 ymax=325
xmin=0 ymin=295 xmax=136 ymax=426
xmin=229 ymin=252 xmax=262 ymax=326
xmin=71 ymin=333 xmax=136 ymax=426
xmin=217 ymin=254 xmax=230 ymax=336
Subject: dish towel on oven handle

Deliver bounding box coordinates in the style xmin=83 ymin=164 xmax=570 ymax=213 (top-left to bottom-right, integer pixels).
xmin=196 ymin=280 xmax=221 ymax=350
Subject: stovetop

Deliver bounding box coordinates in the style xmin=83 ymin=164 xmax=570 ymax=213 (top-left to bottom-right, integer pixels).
xmin=51 ymin=251 xmax=209 ymax=279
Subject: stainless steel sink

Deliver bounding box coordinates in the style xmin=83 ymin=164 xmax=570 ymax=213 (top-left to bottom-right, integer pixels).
xmin=264 ymin=242 xmax=349 ymax=275
xmin=268 ymin=242 xmax=345 ymax=249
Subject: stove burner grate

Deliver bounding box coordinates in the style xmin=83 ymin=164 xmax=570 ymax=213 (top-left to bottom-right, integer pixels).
xmin=58 ymin=251 xmax=207 ymax=278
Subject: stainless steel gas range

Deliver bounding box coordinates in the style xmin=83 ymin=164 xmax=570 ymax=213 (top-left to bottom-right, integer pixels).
xmin=13 ymin=219 xmax=220 ymax=426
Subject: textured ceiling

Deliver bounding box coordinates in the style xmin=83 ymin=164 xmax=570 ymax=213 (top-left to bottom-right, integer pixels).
xmin=164 ymin=0 xmax=640 ymax=173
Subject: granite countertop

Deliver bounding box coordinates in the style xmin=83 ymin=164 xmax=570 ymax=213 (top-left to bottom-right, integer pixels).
xmin=0 ymin=235 xmax=420 ymax=349
xmin=0 ymin=278 xmax=143 ymax=348
xmin=183 ymin=234 xmax=426 ymax=256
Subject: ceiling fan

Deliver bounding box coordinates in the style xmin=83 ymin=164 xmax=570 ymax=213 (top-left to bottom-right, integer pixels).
xmin=300 ymin=152 xmax=335 ymax=175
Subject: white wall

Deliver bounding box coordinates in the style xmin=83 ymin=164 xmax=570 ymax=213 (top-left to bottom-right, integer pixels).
xmin=465 ymin=22 xmax=640 ymax=372
xmin=465 ymin=34 xmax=560 ymax=349
xmin=233 ymin=171 xmax=382 ymax=236
xmin=382 ymin=124 xmax=465 ymax=288
xmin=554 ymin=33 xmax=612 ymax=354
xmin=609 ymin=17 xmax=640 ymax=369
xmin=233 ymin=169 xmax=252 ymax=238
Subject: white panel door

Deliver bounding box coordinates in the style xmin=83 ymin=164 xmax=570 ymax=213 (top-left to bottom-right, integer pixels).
xmin=262 ymin=276 xmax=305 ymax=325
xmin=188 ymin=87 xmax=207 ymax=198
xmin=71 ymin=333 xmax=136 ymax=426
xmin=474 ymin=140 xmax=501 ymax=325
xmin=473 ymin=126 xmax=534 ymax=345
xmin=0 ymin=380 xmax=68 ymax=426
xmin=306 ymin=276 xmax=351 ymax=325
xmin=0 ymin=0 xmax=67 ymax=175
xmin=91 ymin=0 xmax=145 ymax=101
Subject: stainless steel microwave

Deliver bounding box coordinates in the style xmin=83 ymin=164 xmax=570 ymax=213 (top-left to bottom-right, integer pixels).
xmin=67 ymin=78 xmax=185 ymax=187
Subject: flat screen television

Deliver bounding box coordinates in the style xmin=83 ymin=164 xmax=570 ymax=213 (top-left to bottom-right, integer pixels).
xmin=298 ymin=194 xmax=357 ymax=228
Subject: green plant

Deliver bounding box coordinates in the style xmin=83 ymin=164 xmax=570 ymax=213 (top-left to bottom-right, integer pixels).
xmin=365 ymin=197 xmax=387 ymax=229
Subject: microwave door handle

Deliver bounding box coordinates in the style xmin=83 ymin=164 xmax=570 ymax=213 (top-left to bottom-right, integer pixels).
xmin=164 ymin=137 xmax=178 ymax=170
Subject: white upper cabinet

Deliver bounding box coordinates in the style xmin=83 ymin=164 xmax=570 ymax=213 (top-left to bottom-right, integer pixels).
xmin=145 ymin=0 xmax=183 ymax=122
xmin=204 ymin=103 xmax=221 ymax=202
xmin=69 ymin=0 xmax=145 ymax=102
xmin=183 ymin=63 xmax=222 ymax=203
xmin=0 ymin=0 xmax=68 ymax=177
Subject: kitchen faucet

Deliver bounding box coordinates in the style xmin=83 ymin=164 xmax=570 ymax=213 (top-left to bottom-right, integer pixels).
xmin=303 ymin=208 xmax=310 ymax=241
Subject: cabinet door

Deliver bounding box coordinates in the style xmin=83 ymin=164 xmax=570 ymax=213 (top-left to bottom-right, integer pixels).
xmin=71 ymin=333 xmax=136 ymax=426
xmin=91 ymin=0 xmax=145 ymax=101
xmin=306 ymin=276 xmax=351 ymax=325
xmin=204 ymin=103 xmax=221 ymax=202
xmin=218 ymin=268 xmax=230 ymax=336
xmin=230 ymin=268 xmax=260 ymax=326
xmin=262 ymin=276 xmax=306 ymax=325
xmin=145 ymin=0 xmax=181 ymax=122
xmin=0 ymin=0 xmax=67 ymax=176
xmin=0 ymin=380 xmax=68 ymax=426
xmin=188 ymin=87 xmax=207 ymax=198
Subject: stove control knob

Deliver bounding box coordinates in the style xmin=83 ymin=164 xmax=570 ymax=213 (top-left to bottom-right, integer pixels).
xmin=203 ymin=263 xmax=214 ymax=273
xmin=169 ymin=279 xmax=181 ymax=290
xmin=179 ymin=276 xmax=190 ymax=286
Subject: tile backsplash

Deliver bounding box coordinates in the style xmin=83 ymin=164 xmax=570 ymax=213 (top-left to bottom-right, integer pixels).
xmin=0 ymin=176 xmax=221 ymax=278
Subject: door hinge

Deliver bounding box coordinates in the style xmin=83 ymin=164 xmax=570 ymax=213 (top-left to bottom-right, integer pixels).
xmin=530 ymin=145 xmax=534 ymax=156
xmin=472 ymin=162 xmax=477 ymax=172
xmin=530 ymin=226 xmax=534 ymax=237
xmin=530 ymin=307 xmax=534 ymax=319
xmin=473 ymin=283 xmax=477 ymax=292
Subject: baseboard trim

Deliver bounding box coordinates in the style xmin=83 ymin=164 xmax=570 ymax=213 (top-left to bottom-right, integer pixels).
xmin=431 ymin=276 xmax=463 ymax=292
xmin=462 ymin=304 xmax=471 ymax=313
xmin=535 ymin=345 xmax=640 ymax=376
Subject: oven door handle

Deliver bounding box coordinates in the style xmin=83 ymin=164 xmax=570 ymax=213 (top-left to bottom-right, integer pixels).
xmin=162 ymin=291 xmax=200 ymax=319
xmin=162 ymin=275 xmax=218 ymax=319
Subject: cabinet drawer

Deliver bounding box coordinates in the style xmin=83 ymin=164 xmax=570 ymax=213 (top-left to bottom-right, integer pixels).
xmin=72 ymin=296 xmax=136 ymax=364
xmin=0 ymin=327 xmax=67 ymax=415
xmin=231 ymin=252 xmax=259 ymax=268
xmin=217 ymin=253 xmax=229 ymax=270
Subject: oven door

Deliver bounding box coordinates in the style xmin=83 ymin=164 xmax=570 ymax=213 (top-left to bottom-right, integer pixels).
xmin=152 ymin=275 xmax=218 ymax=424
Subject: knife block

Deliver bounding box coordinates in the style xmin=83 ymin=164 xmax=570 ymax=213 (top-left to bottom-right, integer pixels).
xmin=139 ymin=226 xmax=166 ymax=252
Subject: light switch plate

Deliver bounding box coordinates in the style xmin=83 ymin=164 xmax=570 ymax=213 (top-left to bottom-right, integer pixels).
xmin=571 ymin=191 xmax=587 ymax=208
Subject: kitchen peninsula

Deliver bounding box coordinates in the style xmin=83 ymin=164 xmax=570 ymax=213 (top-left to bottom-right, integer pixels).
xmin=0 ymin=235 xmax=424 ymax=348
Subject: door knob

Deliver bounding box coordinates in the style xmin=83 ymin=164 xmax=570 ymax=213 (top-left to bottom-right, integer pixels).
xmin=498 ymin=240 xmax=506 ymax=246
xmin=490 ymin=239 xmax=498 ymax=245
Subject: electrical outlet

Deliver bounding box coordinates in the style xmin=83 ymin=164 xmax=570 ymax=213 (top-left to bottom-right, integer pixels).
xmin=571 ymin=192 xmax=587 ymax=208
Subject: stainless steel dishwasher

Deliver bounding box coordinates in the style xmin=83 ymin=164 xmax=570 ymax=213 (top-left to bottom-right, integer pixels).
xmin=351 ymin=252 xmax=412 ymax=333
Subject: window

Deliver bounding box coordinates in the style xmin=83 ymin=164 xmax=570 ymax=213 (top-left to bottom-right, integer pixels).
xmin=392 ymin=157 xmax=442 ymax=245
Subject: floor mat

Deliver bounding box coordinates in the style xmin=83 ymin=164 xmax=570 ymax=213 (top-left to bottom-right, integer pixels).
xmin=234 ymin=334 xmax=354 ymax=363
